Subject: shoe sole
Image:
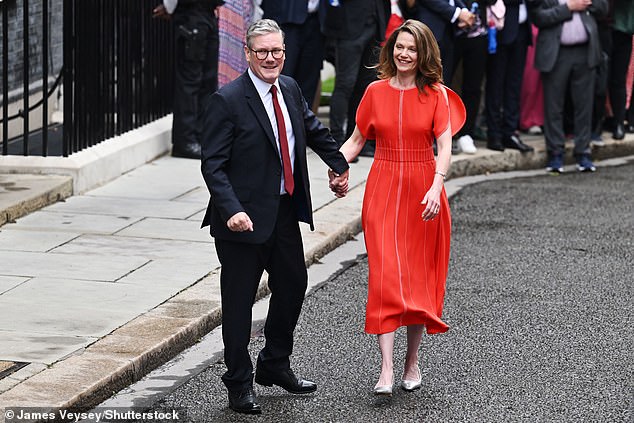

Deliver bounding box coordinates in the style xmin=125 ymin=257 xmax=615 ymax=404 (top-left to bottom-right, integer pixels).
xmin=373 ymin=389 xmax=393 ymax=396
xmin=255 ymin=377 xmax=317 ymax=394
xmin=229 ymin=406 xmax=262 ymax=415
xmin=545 ymin=168 xmax=563 ymax=174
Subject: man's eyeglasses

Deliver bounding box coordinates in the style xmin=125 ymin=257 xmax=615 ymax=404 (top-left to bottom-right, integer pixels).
xmin=249 ymin=48 xmax=285 ymax=60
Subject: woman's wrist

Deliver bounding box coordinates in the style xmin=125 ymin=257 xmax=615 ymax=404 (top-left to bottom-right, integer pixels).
xmin=435 ymin=171 xmax=446 ymax=180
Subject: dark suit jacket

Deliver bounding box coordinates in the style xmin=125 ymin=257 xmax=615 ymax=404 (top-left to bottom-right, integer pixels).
xmin=200 ymin=72 xmax=349 ymax=244
xmin=529 ymin=0 xmax=608 ymax=72
xmin=262 ymin=0 xmax=327 ymax=26
xmin=323 ymin=0 xmax=389 ymax=40
xmin=498 ymin=0 xmax=531 ymax=46
xmin=399 ymin=0 xmax=467 ymax=42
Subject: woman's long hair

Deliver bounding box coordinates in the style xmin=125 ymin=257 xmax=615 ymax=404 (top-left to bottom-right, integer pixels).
xmin=376 ymin=19 xmax=443 ymax=94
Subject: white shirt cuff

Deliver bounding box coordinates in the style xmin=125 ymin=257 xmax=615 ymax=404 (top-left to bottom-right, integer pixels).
xmin=451 ymin=7 xmax=463 ymax=24
xmin=164 ymin=0 xmax=178 ymax=14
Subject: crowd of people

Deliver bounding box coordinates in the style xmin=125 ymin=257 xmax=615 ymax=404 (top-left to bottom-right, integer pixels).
xmin=155 ymin=0 xmax=634 ymax=171
xmin=153 ymin=0 xmax=633 ymax=416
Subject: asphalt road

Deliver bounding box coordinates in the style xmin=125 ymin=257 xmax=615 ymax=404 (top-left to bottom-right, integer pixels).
xmin=132 ymin=162 xmax=633 ymax=423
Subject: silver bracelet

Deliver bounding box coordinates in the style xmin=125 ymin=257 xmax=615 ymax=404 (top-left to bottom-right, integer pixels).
xmin=435 ymin=171 xmax=446 ymax=180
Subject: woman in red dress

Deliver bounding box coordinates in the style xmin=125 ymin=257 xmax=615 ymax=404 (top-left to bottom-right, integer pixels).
xmin=338 ymin=20 xmax=465 ymax=396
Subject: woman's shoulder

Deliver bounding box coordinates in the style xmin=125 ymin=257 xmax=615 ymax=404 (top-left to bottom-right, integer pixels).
xmin=366 ymin=79 xmax=390 ymax=93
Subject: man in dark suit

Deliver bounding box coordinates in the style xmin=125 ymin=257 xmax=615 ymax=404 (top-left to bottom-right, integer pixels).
xmin=201 ymin=19 xmax=350 ymax=415
xmin=262 ymin=0 xmax=326 ymax=110
xmin=323 ymin=0 xmax=389 ymax=145
xmin=399 ymin=0 xmax=475 ymax=85
xmin=529 ymin=0 xmax=608 ymax=173
xmin=485 ymin=0 xmax=534 ymax=153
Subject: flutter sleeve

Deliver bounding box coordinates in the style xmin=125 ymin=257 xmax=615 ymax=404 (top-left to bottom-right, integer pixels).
xmin=433 ymin=84 xmax=466 ymax=139
xmin=355 ymin=82 xmax=376 ymax=140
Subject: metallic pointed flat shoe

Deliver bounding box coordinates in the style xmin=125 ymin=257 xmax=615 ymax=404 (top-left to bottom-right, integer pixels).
xmin=373 ymin=384 xmax=393 ymax=396
xmin=401 ymin=367 xmax=422 ymax=392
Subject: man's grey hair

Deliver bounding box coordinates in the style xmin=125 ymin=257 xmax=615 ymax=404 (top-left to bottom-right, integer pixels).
xmin=246 ymin=19 xmax=285 ymax=48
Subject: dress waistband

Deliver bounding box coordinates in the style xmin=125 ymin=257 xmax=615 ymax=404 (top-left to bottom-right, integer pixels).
xmin=374 ymin=146 xmax=435 ymax=162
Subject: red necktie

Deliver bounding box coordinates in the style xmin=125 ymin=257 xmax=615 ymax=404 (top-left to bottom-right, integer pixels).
xmin=270 ymin=85 xmax=294 ymax=196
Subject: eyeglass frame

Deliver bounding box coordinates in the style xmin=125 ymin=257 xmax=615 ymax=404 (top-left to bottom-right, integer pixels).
xmin=248 ymin=47 xmax=286 ymax=60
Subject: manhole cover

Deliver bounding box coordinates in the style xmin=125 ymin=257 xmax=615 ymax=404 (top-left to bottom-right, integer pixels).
xmin=0 ymin=361 xmax=29 ymax=380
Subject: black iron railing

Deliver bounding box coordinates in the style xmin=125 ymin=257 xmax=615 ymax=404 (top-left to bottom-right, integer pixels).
xmin=1 ymin=0 xmax=174 ymax=157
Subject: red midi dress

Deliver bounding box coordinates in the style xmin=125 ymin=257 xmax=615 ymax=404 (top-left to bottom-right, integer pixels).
xmin=356 ymin=80 xmax=465 ymax=335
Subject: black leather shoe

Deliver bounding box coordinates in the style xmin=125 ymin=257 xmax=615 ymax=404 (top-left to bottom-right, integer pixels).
xmin=487 ymin=139 xmax=504 ymax=151
xmin=613 ymin=123 xmax=625 ymax=140
xmin=228 ymin=387 xmax=261 ymax=415
xmin=171 ymin=143 xmax=202 ymax=159
xmin=626 ymin=123 xmax=634 ymax=134
xmin=503 ymin=134 xmax=534 ymax=152
xmin=255 ymin=368 xmax=317 ymax=394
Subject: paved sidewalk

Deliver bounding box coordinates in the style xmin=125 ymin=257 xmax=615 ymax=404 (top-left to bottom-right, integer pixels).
xmin=0 ymin=132 xmax=633 ymax=417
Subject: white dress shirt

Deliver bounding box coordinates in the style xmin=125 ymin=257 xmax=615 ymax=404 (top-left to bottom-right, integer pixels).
xmin=163 ymin=0 xmax=178 ymax=14
xmin=248 ymin=69 xmax=297 ymax=195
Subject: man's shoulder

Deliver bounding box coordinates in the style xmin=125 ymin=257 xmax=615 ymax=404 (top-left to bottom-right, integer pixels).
xmin=279 ymin=74 xmax=300 ymax=90
xmin=217 ymin=74 xmax=248 ymax=97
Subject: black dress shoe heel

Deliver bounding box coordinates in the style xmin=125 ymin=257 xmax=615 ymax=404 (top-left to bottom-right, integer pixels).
xmin=255 ymin=368 xmax=317 ymax=394
xmin=503 ymin=134 xmax=534 ymax=153
xmin=613 ymin=123 xmax=625 ymax=140
xmin=487 ymin=139 xmax=504 ymax=151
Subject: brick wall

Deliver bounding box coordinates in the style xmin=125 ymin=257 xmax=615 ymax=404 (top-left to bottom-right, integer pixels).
xmin=0 ymin=0 xmax=63 ymax=99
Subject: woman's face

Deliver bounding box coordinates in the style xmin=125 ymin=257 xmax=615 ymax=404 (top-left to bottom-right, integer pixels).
xmin=393 ymin=32 xmax=418 ymax=76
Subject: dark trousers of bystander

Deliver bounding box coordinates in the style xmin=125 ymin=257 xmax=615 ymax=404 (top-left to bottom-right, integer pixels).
xmin=542 ymin=44 xmax=595 ymax=158
xmin=281 ymin=12 xmax=324 ymax=109
xmin=485 ymin=23 xmax=529 ymax=144
xmin=330 ymin=20 xmax=379 ymax=145
xmin=453 ymin=35 xmax=487 ymax=138
xmin=172 ymin=6 xmax=219 ymax=156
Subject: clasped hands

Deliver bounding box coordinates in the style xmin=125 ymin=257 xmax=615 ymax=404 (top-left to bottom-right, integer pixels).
xmin=567 ymin=0 xmax=592 ymax=11
xmin=151 ymin=4 xmax=171 ymax=20
xmin=328 ymin=169 xmax=350 ymax=198
xmin=457 ymin=8 xmax=476 ymax=29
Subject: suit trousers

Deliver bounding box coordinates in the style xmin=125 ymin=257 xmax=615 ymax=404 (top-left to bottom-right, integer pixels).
xmin=330 ymin=19 xmax=380 ymax=145
xmin=454 ymin=35 xmax=487 ymax=137
xmin=215 ymin=195 xmax=308 ymax=392
xmin=542 ymin=44 xmax=595 ymax=158
xmin=485 ymin=23 xmax=529 ymax=143
xmin=608 ymin=30 xmax=633 ymax=125
xmin=439 ymin=24 xmax=457 ymax=86
xmin=172 ymin=7 xmax=219 ymax=148
xmin=281 ymin=13 xmax=324 ymax=108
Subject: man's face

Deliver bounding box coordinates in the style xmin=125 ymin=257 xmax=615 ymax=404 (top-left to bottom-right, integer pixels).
xmin=245 ymin=32 xmax=285 ymax=84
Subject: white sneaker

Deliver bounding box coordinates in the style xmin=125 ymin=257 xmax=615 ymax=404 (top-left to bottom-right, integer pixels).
xmin=527 ymin=125 xmax=542 ymax=135
xmin=457 ymin=135 xmax=477 ymax=154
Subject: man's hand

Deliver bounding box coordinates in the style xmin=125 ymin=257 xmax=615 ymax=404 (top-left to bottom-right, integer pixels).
xmin=457 ymin=9 xmax=476 ymax=28
xmin=152 ymin=4 xmax=171 ymax=19
xmin=328 ymin=169 xmax=350 ymax=198
xmin=567 ymin=0 xmax=592 ymax=12
xmin=227 ymin=212 xmax=254 ymax=232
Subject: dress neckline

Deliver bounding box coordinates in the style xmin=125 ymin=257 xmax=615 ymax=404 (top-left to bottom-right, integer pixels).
xmin=387 ymin=78 xmax=418 ymax=92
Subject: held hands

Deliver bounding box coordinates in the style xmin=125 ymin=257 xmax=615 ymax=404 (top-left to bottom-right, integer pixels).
xmin=152 ymin=4 xmax=171 ymax=19
xmin=567 ymin=0 xmax=592 ymax=11
xmin=227 ymin=212 xmax=254 ymax=232
xmin=457 ymin=9 xmax=476 ymax=29
xmin=328 ymin=169 xmax=350 ymax=198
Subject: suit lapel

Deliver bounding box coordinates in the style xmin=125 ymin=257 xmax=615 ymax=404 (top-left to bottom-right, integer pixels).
xmin=242 ymin=73 xmax=277 ymax=152
xmin=279 ymin=77 xmax=305 ymax=149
